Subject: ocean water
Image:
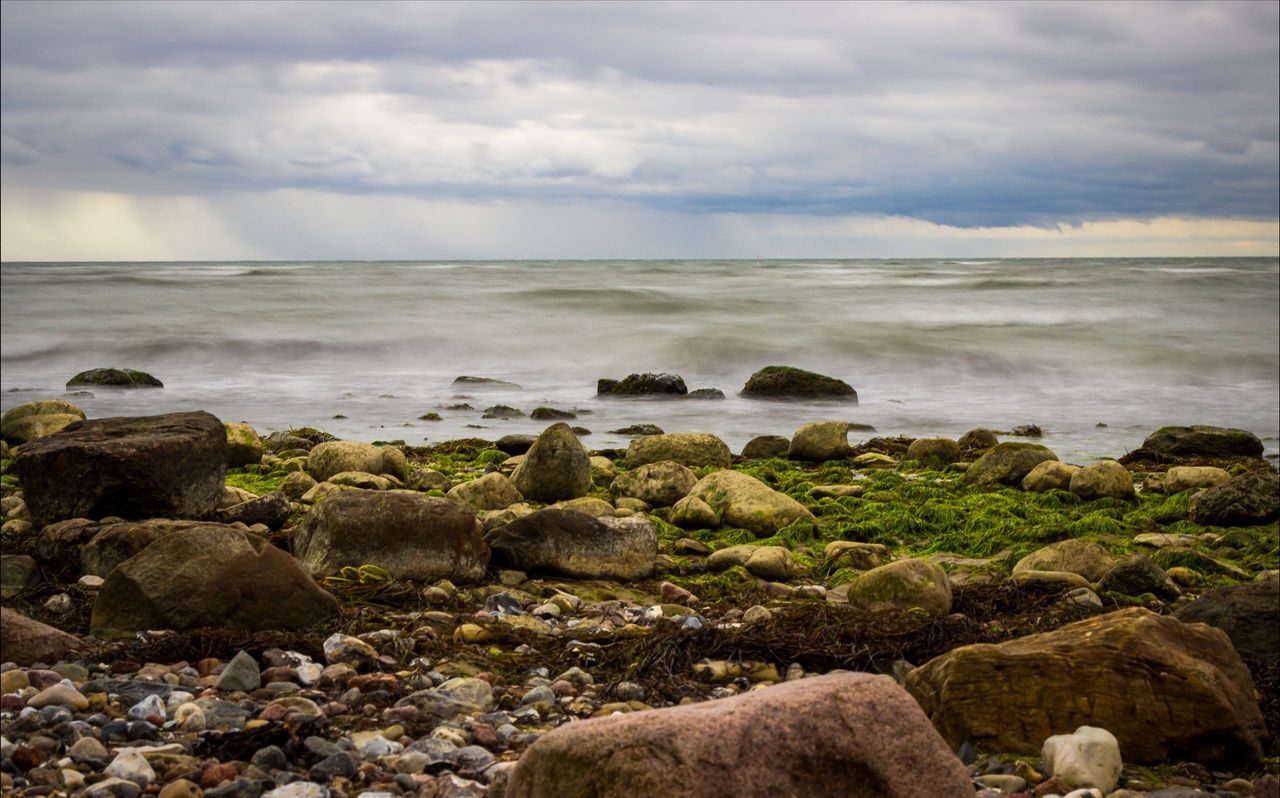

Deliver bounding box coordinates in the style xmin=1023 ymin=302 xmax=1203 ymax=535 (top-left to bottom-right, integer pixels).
xmin=2 ymin=258 xmax=1277 ymax=463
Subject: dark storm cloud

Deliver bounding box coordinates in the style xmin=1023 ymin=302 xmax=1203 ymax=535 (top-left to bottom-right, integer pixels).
xmin=2 ymin=0 xmax=1276 ymax=226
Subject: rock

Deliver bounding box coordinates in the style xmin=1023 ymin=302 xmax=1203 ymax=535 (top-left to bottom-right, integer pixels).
xmin=306 ymin=440 xmax=406 ymax=482
xmin=1042 ymin=726 xmax=1123 ymax=794
xmin=28 ymin=683 xmax=89 ymax=710
xmin=328 ymin=470 xmax=395 ymax=490
xmin=669 ymin=495 xmax=720 ymax=530
xmin=1008 ymin=424 xmax=1043 ymax=437
xmin=496 ymin=434 xmax=537 ymax=455
xmin=551 ymin=496 xmax=616 ymax=517
xmin=79 ymin=519 xmax=207 ymax=577
xmin=904 ymin=607 xmax=1266 ymax=767
xmin=905 ymin=437 xmax=961 ymax=464
xmin=740 ymin=546 xmax=795 ymax=581
xmin=687 ymin=470 xmax=814 ymax=536
xmin=808 ymin=484 xmax=866 ymax=499
xmin=448 ymin=472 xmax=524 ymax=512
xmin=823 ymin=541 xmax=890 ymax=571
xmin=608 ymin=424 xmax=665 ymax=436
xmin=224 ymin=422 xmax=262 ymax=467
xmin=1097 ymin=554 xmax=1180 ymax=600
xmin=15 ymin=411 xmax=227 ymax=527
xmin=964 ymin=442 xmax=1058 ymax=487
xmin=0 ymin=400 xmax=85 ymax=444
xmin=91 ymin=524 xmax=339 ymax=633
xmin=485 ymin=510 xmax=657 ymax=581
xmin=1163 ymin=466 xmax=1231 ymax=494
xmin=531 ymin=407 xmax=576 ymax=420
xmin=1140 ymin=425 xmax=1264 ymax=459
xmin=1189 ymin=470 xmax=1280 ymax=526
xmin=625 ymin=432 xmax=732 ymax=469
xmin=1014 ymin=540 xmax=1117 ymax=582
xmin=686 ymin=388 xmax=725 ymax=400
xmin=959 ymin=429 xmax=999 ymax=450
xmin=1069 ymin=461 xmax=1135 ymax=501
xmin=787 ymin=420 xmax=851 ymax=461
xmin=67 ymin=368 xmax=163 ymax=389
xmin=1174 ymin=576 xmax=1279 ymax=658
xmin=408 ymin=468 xmax=449 ymax=492
xmin=293 ymin=490 xmax=488 ymax=582
xmin=214 ymin=650 xmax=261 ymax=693
xmin=216 ymin=490 xmax=292 ymax=529
xmin=739 ymin=366 xmax=858 ymax=401
xmin=846 ymin=558 xmax=952 ymax=616
xmin=453 ymin=375 xmax=520 ymax=388
xmin=510 ymin=423 xmax=592 ymax=503
xmin=504 ymin=672 xmax=970 ymax=797
xmin=611 ymin=460 xmax=697 ymax=507
xmin=0 ymin=554 xmax=39 ymax=598
xmin=483 ymin=404 xmax=525 ymax=419
xmin=84 ymin=778 xmax=143 ymax=798
xmin=219 ymin=485 xmax=257 ymax=508
xmin=740 ymin=435 xmax=790 ymax=459
xmin=1021 ymin=461 xmax=1080 ymax=492
xmin=597 ymin=373 xmax=687 ymax=396
xmin=0 ymin=608 xmax=83 ymax=664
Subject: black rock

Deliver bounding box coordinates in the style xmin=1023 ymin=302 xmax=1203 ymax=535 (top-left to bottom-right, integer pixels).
xmin=65 ymin=368 xmax=163 ymax=389
xmin=1174 ymin=577 xmax=1279 ymax=658
xmin=495 ymin=435 xmax=536 ymax=455
xmin=1189 ymin=470 xmax=1280 ymax=527
xmin=216 ymin=491 xmax=292 ymax=529
xmin=738 ymin=366 xmax=856 ymax=401
xmin=309 ymin=751 xmax=357 ymax=781
xmin=597 ymin=373 xmax=688 ymax=397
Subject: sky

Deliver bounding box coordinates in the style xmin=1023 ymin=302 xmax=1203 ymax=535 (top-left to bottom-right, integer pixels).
xmin=1 ymin=0 xmax=1277 ymax=260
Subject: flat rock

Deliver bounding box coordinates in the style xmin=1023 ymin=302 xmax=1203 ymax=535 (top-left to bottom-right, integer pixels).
xmin=625 ymin=432 xmax=732 ymax=469
xmin=485 ymin=509 xmax=657 ymax=581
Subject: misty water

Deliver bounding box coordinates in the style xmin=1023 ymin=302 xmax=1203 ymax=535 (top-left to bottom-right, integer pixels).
xmin=2 ymin=258 xmax=1277 ymax=462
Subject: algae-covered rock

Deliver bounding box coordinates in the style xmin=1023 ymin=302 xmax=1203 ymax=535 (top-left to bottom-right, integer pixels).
xmin=66 ymin=368 xmax=163 ymax=389
xmin=1014 ymin=540 xmax=1116 ymax=582
xmin=787 ymin=420 xmax=850 ymax=462
xmin=846 ymin=558 xmax=952 ymax=616
xmin=447 ymin=472 xmax=524 ymax=512
xmin=740 ymin=435 xmax=790 ymax=459
xmin=739 ymin=366 xmax=857 ymax=401
xmin=597 ymin=373 xmax=688 ymax=396
xmin=306 ymin=440 xmax=406 ymax=482
xmin=688 ymin=469 xmax=814 ymax=536
xmin=706 ymin=544 xmax=796 ymax=580
xmin=510 ymin=422 xmax=592 ymax=503
xmin=1021 ymin=460 xmax=1079 ymax=492
xmin=1069 ymin=460 xmax=1135 ymax=501
xmin=224 ymin=422 xmax=263 ymax=467
xmin=959 ymin=428 xmax=999 ymax=450
xmin=905 ymin=437 xmax=961 ymax=465
xmin=1 ymin=400 xmax=86 ymax=444
xmin=611 ymin=460 xmax=697 ymax=508
xmin=964 ymin=442 xmax=1058 ymax=487
xmin=670 ymin=495 xmax=719 ymax=530
xmin=626 ymin=432 xmax=731 ymax=469
xmin=1141 ymin=425 xmax=1264 ymax=459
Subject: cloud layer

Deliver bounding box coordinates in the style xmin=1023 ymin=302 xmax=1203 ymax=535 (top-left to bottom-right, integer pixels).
xmin=2 ymin=1 xmax=1277 ymax=258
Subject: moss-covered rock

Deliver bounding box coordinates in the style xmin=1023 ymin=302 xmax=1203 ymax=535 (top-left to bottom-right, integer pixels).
xmin=511 ymin=423 xmax=592 ymax=503
xmin=670 ymin=495 xmax=719 ymax=530
xmin=1188 ymin=469 xmax=1280 ymax=527
xmin=626 ymin=433 xmax=731 ymax=470
xmin=739 ymin=366 xmax=857 ymax=401
xmin=612 ymin=460 xmax=697 ymax=508
xmin=905 ymin=437 xmax=961 ymax=465
xmin=306 ymin=440 xmax=406 ymax=482
xmin=1069 ymin=460 xmax=1135 ymax=501
xmin=597 ymin=373 xmax=688 ymax=396
xmin=846 ymin=558 xmax=952 ymax=616
xmin=66 ymin=368 xmax=163 ymax=389
xmin=688 ymin=470 xmax=814 ymax=536
xmin=1021 ymin=461 xmax=1079 ymax=492
xmin=1163 ymin=466 xmax=1230 ymax=494
xmin=1 ymin=400 xmax=86 ymax=444
xmin=224 ymin=422 xmax=263 ymax=467
xmin=787 ymin=420 xmax=850 ymax=462
xmin=448 ymin=472 xmax=524 ymax=512
xmin=740 ymin=435 xmax=790 ymax=459
xmin=964 ymin=442 xmax=1058 ymax=487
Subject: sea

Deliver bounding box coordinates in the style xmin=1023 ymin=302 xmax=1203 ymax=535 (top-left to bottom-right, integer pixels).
xmin=2 ymin=258 xmax=1277 ymax=463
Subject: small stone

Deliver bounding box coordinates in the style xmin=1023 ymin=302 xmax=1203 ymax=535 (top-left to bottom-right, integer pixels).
xmin=126 ymin=693 xmax=166 ymax=721
xmin=27 ymin=682 xmax=89 ymax=710
xmin=84 ymin=777 xmax=143 ymax=798
xmin=67 ymin=736 xmax=109 ymax=766
xmin=105 ymin=749 xmax=156 ymax=788
xmin=1042 ymin=725 xmax=1122 ymax=794
xmin=174 ymin=702 xmax=207 ymax=731
xmin=976 ymin=774 xmax=1027 ymax=792
xmin=215 ymin=651 xmax=261 ymax=693
xmin=43 ymin=593 xmax=74 ymax=613
xmin=0 ymin=669 xmax=29 ymax=693
xmin=742 ymin=605 xmax=773 ymax=624
xmin=262 ymin=783 xmax=328 ymax=798
xmin=323 ymin=633 xmax=378 ymax=668
xmin=157 ymin=779 xmax=202 ymax=798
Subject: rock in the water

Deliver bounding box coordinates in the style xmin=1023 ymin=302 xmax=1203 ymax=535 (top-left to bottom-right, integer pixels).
xmin=306 ymin=440 xmax=406 ymax=482
xmin=0 ymin=400 xmax=86 ymax=444
xmin=1162 ymin=466 xmax=1230 ymax=494
xmin=91 ymin=524 xmax=340 ymax=633
xmin=510 ymin=422 xmax=592 ymax=502
xmin=959 ymin=428 xmax=998 ymax=450
xmin=216 ymin=490 xmax=292 ymax=529
xmin=1042 ymin=726 xmax=1123 ymax=794
xmin=740 ymin=435 xmax=790 ymax=459
xmin=1140 ymin=425 xmax=1264 ymax=459
xmin=687 ymin=469 xmax=814 ymax=536
xmin=846 ymin=558 xmax=952 ymax=616
xmin=1021 ymin=461 xmax=1080 ymax=492
xmin=904 ymin=607 xmax=1266 ymax=767
xmin=15 ymin=411 xmax=227 ymax=527
xmin=448 ymin=472 xmax=524 ymax=512
xmin=530 ymin=406 xmax=576 ymax=420
xmin=608 ymin=424 xmax=664 ymax=437
xmin=739 ymin=366 xmax=857 ymax=401
xmin=66 ymin=368 xmax=163 ymax=389
xmin=224 ymin=422 xmax=263 ymax=467
xmin=611 ymin=460 xmax=697 ymax=508
xmin=293 ymin=490 xmax=488 ymax=582
xmin=686 ymin=388 xmax=725 ymax=400
xmin=484 ymin=509 xmax=657 ymax=581
xmin=1174 ymin=575 xmax=1279 ymax=658
xmin=505 ymin=672 xmax=971 ymax=798
xmin=787 ymin=420 xmax=851 ymax=462
xmin=625 ymin=432 xmax=732 ymax=469
xmin=965 ymin=442 xmax=1059 ymax=487
xmin=905 ymin=437 xmax=961 ymax=465
xmin=1188 ymin=469 xmax=1280 ymax=526
xmin=1014 ymin=540 xmax=1116 ymax=582
xmin=597 ymin=373 xmax=688 ymax=396
xmin=1069 ymin=460 xmax=1135 ymax=501
xmin=0 ymin=607 xmax=83 ymax=665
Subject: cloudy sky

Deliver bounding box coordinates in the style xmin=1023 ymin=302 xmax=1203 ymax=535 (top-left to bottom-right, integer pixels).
xmin=2 ymin=0 xmax=1277 ymax=260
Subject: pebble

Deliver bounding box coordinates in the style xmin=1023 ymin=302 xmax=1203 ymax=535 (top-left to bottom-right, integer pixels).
xmin=27 ymin=682 xmax=89 ymax=710
xmin=104 ymin=749 xmax=156 ymax=787
xmin=262 ymin=783 xmax=328 ymax=798
xmin=215 ymin=651 xmax=261 ymax=693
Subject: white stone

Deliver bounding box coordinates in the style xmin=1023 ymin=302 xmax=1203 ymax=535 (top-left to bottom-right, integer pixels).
xmin=104 ymin=749 xmax=156 ymax=787
xmin=1042 ymin=725 xmax=1122 ymax=794
xmin=174 ymin=702 xmax=206 ymax=731
xmin=262 ymin=782 xmax=330 ymax=798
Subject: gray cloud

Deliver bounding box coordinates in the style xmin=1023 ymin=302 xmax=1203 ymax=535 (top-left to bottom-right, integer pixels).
xmin=1 ymin=0 xmax=1276 ymax=227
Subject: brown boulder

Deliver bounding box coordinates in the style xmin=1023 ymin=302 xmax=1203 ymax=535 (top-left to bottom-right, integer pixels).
xmin=15 ymin=411 xmax=227 ymax=527
xmin=904 ymin=607 xmax=1265 ymax=767
xmin=0 ymin=608 xmax=83 ymax=665
xmin=505 ymin=672 xmax=971 ymax=798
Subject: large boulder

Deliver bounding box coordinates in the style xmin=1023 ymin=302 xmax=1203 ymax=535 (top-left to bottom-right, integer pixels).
xmin=597 ymin=373 xmax=687 ymax=396
xmin=611 ymin=461 xmax=697 ymax=508
xmin=0 ymin=400 xmax=86 ymax=444
xmin=1069 ymin=460 xmax=1135 ymax=501
xmin=1140 ymin=425 xmax=1264 ymax=459
xmin=293 ymin=490 xmax=488 ymax=582
xmin=224 ymin=422 xmax=263 ymax=467
xmin=1013 ymin=540 xmax=1117 ymax=582
xmin=1188 ymin=469 xmax=1280 ymax=526
xmin=904 ymin=607 xmax=1266 ymax=767
xmin=787 ymin=420 xmax=851 ymax=462
xmin=79 ymin=519 xmax=208 ymax=577
xmin=66 ymin=368 xmax=163 ymax=389
xmin=306 ymin=441 xmax=406 ymax=482
xmin=1174 ymin=576 xmax=1279 ymax=659
xmin=687 ymin=470 xmax=814 ymax=536
xmin=15 ymin=411 xmax=227 ymax=527
xmin=510 ymin=423 xmax=593 ymax=503
xmin=739 ymin=366 xmax=857 ymax=401
xmin=0 ymin=608 xmax=83 ymax=665
xmin=91 ymin=524 xmax=340 ymax=633
xmin=505 ymin=672 xmax=972 ymax=798
xmin=447 ymin=472 xmax=524 ymax=512
xmin=846 ymin=558 xmax=952 ymax=616
xmin=964 ymin=442 xmax=1058 ymax=487
xmin=626 ymin=433 xmax=732 ymax=469
xmin=484 ymin=510 xmax=657 ymax=581
xmin=1021 ymin=461 xmax=1080 ymax=492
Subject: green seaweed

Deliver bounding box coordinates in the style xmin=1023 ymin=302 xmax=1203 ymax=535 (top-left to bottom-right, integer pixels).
xmin=224 ymin=468 xmax=286 ymax=495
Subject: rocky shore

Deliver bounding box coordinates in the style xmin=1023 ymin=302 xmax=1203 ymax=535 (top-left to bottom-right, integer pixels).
xmin=0 ymin=397 xmax=1277 ymax=798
